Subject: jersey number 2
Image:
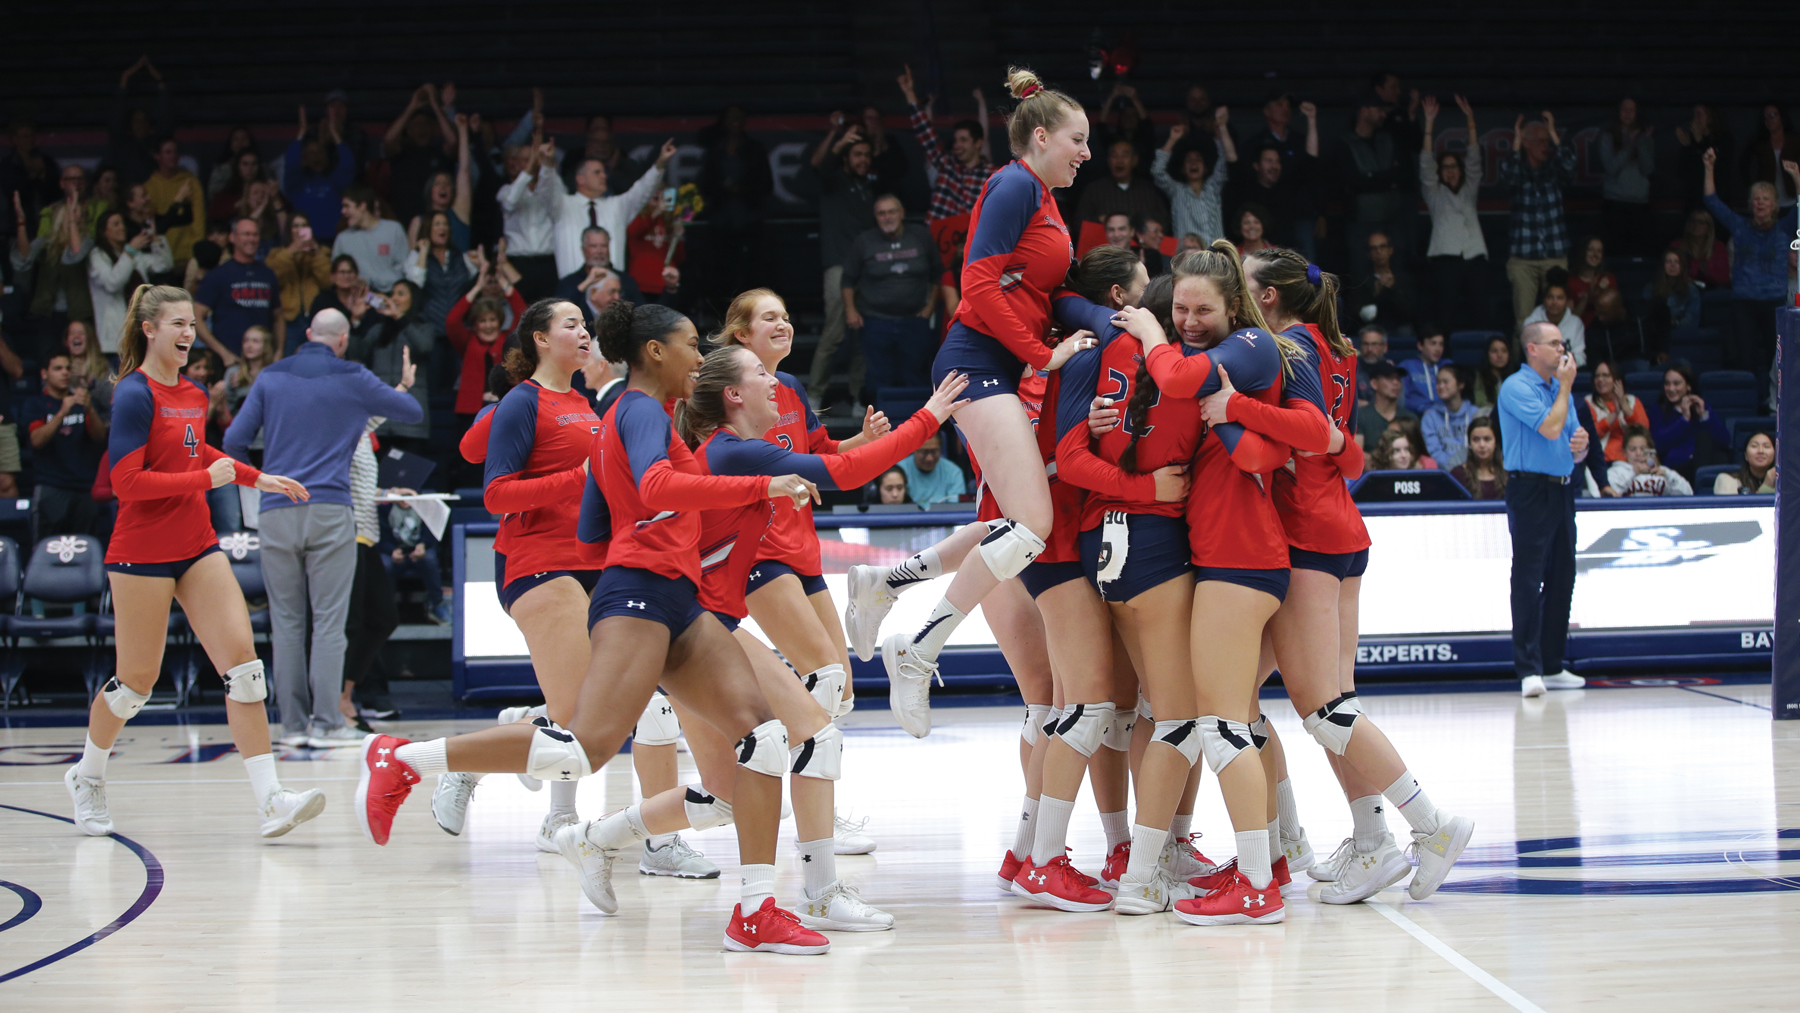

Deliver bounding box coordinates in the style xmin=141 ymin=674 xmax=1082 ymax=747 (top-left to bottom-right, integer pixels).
xmin=183 ymin=424 xmax=199 ymax=457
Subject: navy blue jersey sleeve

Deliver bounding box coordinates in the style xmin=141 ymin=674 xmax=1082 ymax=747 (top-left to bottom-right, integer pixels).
xmin=576 ymin=470 xmax=611 ymax=543
xmin=778 ymin=372 xmax=822 ymax=432
xmin=1054 ymin=342 xmax=1107 ymax=443
xmin=705 ymin=431 xmax=840 ymax=489
xmin=474 ymin=402 xmax=499 ymax=424
xmin=482 ymin=383 xmax=541 ymax=489
xmin=964 ymin=166 xmax=1040 ymax=266
xmin=1282 ymin=340 xmax=1327 ymax=413
xmin=107 ymin=373 xmax=154 ymax=463
xmin=617 ymin=391 xmax=675 ymax=485
xmin=1194 ymin=329 xmax=1283 ymax=399
xmin=1051 ymin=292 xmax=1126 ymax=342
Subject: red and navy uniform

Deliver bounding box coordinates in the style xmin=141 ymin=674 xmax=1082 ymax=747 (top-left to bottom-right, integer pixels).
xmin=106 ymin=370 xmax=260 ymax=568
xmin=483 ymin=380 xmax=608 ymax=608
xmin=1143 ymin=331 xmax=1316 ymax=594
xmin=965 ymin=362 xmax=1086 ymax=597
xmin=580 ymin=389 xmax=769 ymax=633
xmin=972 ymin=369 xmax=1049 ymax=521
xmin=698 ymin=407 xmax=940 ymax=624
xmin=459 ymin=402 xmax=499 ymax=464
xmin=933 ymin=160 xmax=1072 ymax=399
xmin=751 ymin=371 xmax=840 ymax=595
xmin=1266 ymin=324 xmax=1372 ymax=578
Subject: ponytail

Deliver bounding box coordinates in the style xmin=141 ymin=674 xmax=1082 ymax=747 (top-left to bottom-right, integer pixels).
xmin=1069 ymin=244 xmax=1141 ymax=307
xmin=595 ymin=299 xmax=690 ymax=369
xmin=1117 ymin=275 xmax=1176 ymax=474
xmin=1003 ymin=67 xmax=1083 ymax=157
xmin=1242 ymin=247 xmax=1353 ymax=358
xmin=676 ymin=346 xmax=755 ymax=449
xmin=113 ymin=284 xmax=192 ymax=383
xmin=503 ymin=298 xmax=577 ymax=382
xmin=1171 ymin=240 xmax=1305 ymax=377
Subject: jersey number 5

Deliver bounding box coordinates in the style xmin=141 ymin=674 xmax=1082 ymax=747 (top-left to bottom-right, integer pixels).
xmin=183 ymin=424 xmax=200 ymax=457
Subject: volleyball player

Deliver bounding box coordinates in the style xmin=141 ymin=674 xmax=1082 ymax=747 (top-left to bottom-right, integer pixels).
xmin=1234 ymin=248 xmax=1475 ymax=902
xmin=712 ymin=288 xmax=890 ymax=854
xmin=354 ymin=301 xmax=829 ymax=953
xmin=878 ymin=67 xmax=1094 ymax=738
xmin=67 ymin=284 xmax=320 ymax=840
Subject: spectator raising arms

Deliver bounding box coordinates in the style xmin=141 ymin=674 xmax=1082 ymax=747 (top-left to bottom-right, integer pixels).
xmin=404 ymin=211 xmax=477 ymax=337
xmin=898 ymin=64 xmax=993 ymax=223
xmin=802 ymin=112 xmax=878 ymax=407
xmin=446 ymin=256 xmax=527 ymax=423
xmin=1521 ymin=269 xmax=1586 ymax=366
xmin=351 ymin=279 xmax=434 ymax=452
xmin=1647 ymin=363 xmax=1729 ymax=479
xmin=1498 ymin=110 xmax=1577 ymax=329
xmin=1716 ymin=430 xmax=1776 ymax=494
xmin=625 ymin=191 xmax=684 ymax=302
xmin=108 ymin=57 xmax=171 ymax=186
xmin=332 ymin=185 xmax=411 ymax=292
xmin=1151 ymin=120 xmax=1229 ymax=248
xmin=383 ymin=83 xmax=456 ymax=226
xmin=405 ymin=112 xmax=475 ymax=253
xmin=1450 ymin=415 xmax=1505 ymax=499
xmin=554 ymin=138 xmax=676 ymax=278
xmin=1607 ymin=425 xmax=1693 ymax=497
xmin=1583 ymin=360 xmax=1650 ymax=461
xmin=1419 ymin=94 xmax=1489 ymax=332
xmin=1701 ymin=149 xmax=1799 ymax=376
xmin=1473 ymin=335 xmax=1513 ymax=412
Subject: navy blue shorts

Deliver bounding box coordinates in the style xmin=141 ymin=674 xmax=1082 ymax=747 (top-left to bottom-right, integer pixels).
xmin=711 ymin=610 xmax=742 ymax=633
xmin=933 ymin=321 xmax=1026 ymax=401
xmin=1080 ymin=514 xmax=1194 ymax=603
xmin=1018 ymin=560 xmax=1085 ymax=599
xmin=106 ymin=544 xmax=222 ymax=580
xmin=588 ymin=567 xmax=706 ymax=635
xmin=744 ymin=561 xmax=828 ymax=598
xmin=1288 ymin=547 xmax=1371 ymax=582
xmin=494 ymin=550 xmax=604 ymax=614
xmin=1195 ymin=566 xmax=1290 ymax=603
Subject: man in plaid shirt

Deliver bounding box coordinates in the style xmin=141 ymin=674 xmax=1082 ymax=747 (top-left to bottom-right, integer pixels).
xmin=897 ymin=65 xmax=994 ymax=223
xmin=1497 ymin=110 xmax=1578 ymax=330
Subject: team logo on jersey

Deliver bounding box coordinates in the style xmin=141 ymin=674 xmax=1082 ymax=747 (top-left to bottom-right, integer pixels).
xmin=554 ymin=412 xmax=601 ymax=427
xmin=626 ymin=600 xmax=647 ymax=610
xmin=982 ymin=379 xmax=1000 ymax=388
xmin=774 ymin=410 xmax=801 ymax=428
xmin=218 ymin=532 xmax=261 ymax=559
xmin=45 ymin=535 xmax=88 ymax=563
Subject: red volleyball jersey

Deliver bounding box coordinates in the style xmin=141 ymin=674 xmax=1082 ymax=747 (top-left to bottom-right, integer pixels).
xmin=755 ymin=372 xmax=839 ymax=576
xmin=483 ymin=380 xmax=609 ymax=577
xmin=581 ymin=389 xmax=767 ymax=585
xmin=1053 ymin=294 xmax=1204 ymax=529
xmin=954 ymin=160 xmax=1072 ymax=370
xmin=1269 ymin=324 xmax=1371 ymax=554
xmin=106 ymin=370 xmax=259 ymax=564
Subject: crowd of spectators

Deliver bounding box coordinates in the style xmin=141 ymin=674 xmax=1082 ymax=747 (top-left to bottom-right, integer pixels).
xmin=0 ymin=61 xmax=1792 ymax=537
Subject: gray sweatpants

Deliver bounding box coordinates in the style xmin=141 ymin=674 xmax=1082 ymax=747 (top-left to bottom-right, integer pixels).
xmin=259 ymin=502 xmax=357 ymax=734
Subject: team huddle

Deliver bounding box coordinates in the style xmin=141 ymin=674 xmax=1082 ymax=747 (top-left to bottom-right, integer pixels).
xmin=63 ymin=68 xmax=1474 ymax=956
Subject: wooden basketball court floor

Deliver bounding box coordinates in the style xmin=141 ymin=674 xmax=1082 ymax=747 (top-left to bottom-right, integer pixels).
xmin=4 ymin=679 xmax=1798 ymax=1010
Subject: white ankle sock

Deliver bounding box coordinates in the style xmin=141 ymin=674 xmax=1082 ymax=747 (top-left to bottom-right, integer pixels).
xmin=1266 ymin=818 xmax=1282 ymax=863
xmin=1170 ymin=812 xmax=1193 ymax=840
xmin=1350 ymin=794 xmax=1387 ymax=851
xmin=885 ymin=547 xmax=943 ymax=590
xmin=77 ymin=736 xmax=109 ymax=779
xmin=243 ymin=751 xmax=279 ymax=803
xmin=587 ymin=805 xmax=649 ymax=850
xmin=549 ymin=779 xmax=578 ymax=818
xmin=525 ymin=705 xmax=548 ymax=720
xmin=1099 ymin=810 xmax=1130 ymax=851
xmin=1383 ymin=770 xmax=1442 ymax=836
xmin=647 ymin=833 xmax=677 ymax=849
xmin=910 ymin=598 xmax=967 ymax=660
xmin=1276 ymin=778 xmax=1300 ymax=839
xmin=1029 ymin=794 xmax=1076 ymax=866
xmin=1237 ymin=830 xmax=1273 ymax=889
xmin=395 ymin=739 xmax=447 ymax=777
xmin=741 ymin=863 xmax=776 ymax=911
xmin=1127 ymin=824 xmax=1168 ymax=880
xmin=798 ymin=837 xmax=836 ymax=898
xmin=1012 ymin=796 xmax=1039 ymax=857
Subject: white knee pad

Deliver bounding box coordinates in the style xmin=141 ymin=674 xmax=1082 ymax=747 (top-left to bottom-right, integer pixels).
xmin=683 ymin=786 xmax=734 ymax=830
xmin=1043 ymin=707 xmax=1063 ymax=742
xmin=1052 ymin=702 xmax=1115 ymax=758
xmin=102 ymin=677 xmax=150 ymax=720
xmin=525 ymin=722 xmax=593 ymax=782
xmin=222 ymin=660 xmax=266 ymax=704
xmin=1102 ymin=708 xmax=1136 ymax=751
xmin=1248 ymin=712 xmax=1270 ymax=751
xmin=634 ymin=691 xmax=681 ymax=746
xmin=1303 ymin=693 xmax=1364 ymax=756
xmin=977 ymin=519 xmax=1046 ymax=581
xmin=800 ymin=665 xmax=848 ymax=719
xmin=1137 ymin=694 xmax=1154 ymax=722
xmin=1198 ymin=716 xmax=1257 ymax=774
xmin=1021 ymin=703 xmax=1052 ymax=746
xmin=1152 ymin=718 xmax=1202 ymax=766
xmin=789 ymin=722 xmax=843 ymax=781
xmin=735 ymin=719 xmax=789 ymax=778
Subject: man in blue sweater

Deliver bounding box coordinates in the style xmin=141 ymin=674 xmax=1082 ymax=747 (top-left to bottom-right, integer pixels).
xmin=283 ymin=106 xmax=356 ymax=244
xmin=225 ymin=308 xmax=422 ymax=748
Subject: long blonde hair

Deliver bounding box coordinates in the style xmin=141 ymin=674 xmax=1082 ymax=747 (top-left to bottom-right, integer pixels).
xmin=712 ymin=287 xmax=783 ymax=347
xmin=114 ymin=284 xmax=193 ymax=382
xmin=1169 ymin=239 xmax=1306 ymax=372
xmin=1003 ymin=67 xmax=1083 ymax=157
xmin=676 ymin=346 xmax=755 ymax=449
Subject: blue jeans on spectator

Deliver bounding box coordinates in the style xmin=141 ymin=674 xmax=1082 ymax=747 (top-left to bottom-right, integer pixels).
xmin=384 ymin=546 xmax=444 ymax=612
xmin=859 ymin=313 xmax=936 ymax=405
xmin=1505 ymin=472 xmax=1577 ymax=678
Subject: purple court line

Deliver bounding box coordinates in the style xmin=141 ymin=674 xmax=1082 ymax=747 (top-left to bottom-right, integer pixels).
xmin=0 ymin=804 xmax=164 ymax=984
xmin=0 ymin=880 xmax=43 ymax=933
xmin=1677 ymin=685 xmax=1772 ymax=712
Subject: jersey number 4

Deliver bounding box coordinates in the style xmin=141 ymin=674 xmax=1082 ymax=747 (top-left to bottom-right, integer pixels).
xmin=183 ymin=424 xmax=200 ymax=457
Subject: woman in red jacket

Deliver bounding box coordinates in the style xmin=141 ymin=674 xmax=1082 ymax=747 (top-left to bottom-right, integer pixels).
xmin=445 ymin=261 xmax=528 ymax=424
xmin=69 ymin=284 xmax=317 ymax=841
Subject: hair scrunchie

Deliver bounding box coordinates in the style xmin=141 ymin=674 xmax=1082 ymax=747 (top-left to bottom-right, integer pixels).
xmin=1306 ymin=264 xmax=1322 ymax=286
xmin=1019 ymin=83 xmax=1042 ymax=99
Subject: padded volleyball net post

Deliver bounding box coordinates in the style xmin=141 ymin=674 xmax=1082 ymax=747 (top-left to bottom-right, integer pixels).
xmin=1777 ymin=303 xmax=1800 ymax=718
